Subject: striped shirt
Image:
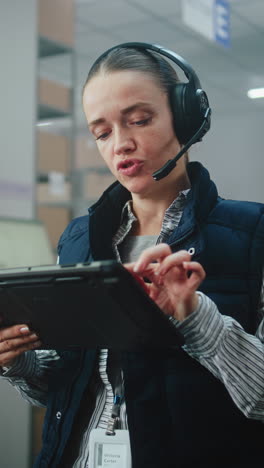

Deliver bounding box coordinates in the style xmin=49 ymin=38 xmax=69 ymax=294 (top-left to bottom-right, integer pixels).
xmin=2 ymin=190 xmax=264 ymax=467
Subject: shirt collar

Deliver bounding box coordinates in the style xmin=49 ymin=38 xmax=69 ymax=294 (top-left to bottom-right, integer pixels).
xmin=121 ymin=189 xmax=190 ymax=224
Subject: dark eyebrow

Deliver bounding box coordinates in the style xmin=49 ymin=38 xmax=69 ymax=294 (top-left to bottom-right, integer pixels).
xmin=88 ymin=102 xmax=151 ymax=127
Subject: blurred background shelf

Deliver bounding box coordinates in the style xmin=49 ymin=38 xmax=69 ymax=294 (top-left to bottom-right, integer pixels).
xmin=35 ymin=0 xmax=75 ymax=259
xmin=38 ymin=36 xmax=73 ymax=58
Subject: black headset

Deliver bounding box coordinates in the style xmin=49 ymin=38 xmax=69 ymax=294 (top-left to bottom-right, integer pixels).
xmin=91 ymin=42 xmax=211 ymax=181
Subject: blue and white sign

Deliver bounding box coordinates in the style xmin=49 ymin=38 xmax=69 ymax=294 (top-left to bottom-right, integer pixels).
xmin=182 ymin=0 xmax=231 ymax=48
xmin=214 ymin=0 xmax=230 ymax=47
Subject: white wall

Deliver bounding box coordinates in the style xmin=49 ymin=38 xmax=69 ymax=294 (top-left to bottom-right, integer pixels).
xmin=0 ymin=381 xmax=31 ymax=468
xmin=191 ymin=108 xmax=264 ymax=203
xmin=0 ymin=0 xmax=37 ymax=219
xmin=0 ymin=1 xmax=37 ymax=467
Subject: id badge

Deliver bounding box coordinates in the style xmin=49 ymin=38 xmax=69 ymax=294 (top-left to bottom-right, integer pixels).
xmin=89 ymin=429 xmax=131 ymax=468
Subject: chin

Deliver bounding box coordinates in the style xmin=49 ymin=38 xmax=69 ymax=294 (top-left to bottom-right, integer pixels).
xmin=120 ymin=179 xmax=154 ymax=195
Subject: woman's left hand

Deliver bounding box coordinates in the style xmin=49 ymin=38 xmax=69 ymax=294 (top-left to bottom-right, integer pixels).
xmin=125 ymin=243 xmax=206 ymax=322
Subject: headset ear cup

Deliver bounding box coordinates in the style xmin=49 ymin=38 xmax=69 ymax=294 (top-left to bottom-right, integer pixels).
xmin=170 ymin=83 xmax=210 ymax=144
xmin=169 ymin=83 xmax=188 ymax=144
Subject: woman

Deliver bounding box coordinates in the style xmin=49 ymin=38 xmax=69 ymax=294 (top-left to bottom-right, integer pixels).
xmin=1 ymin=44 xmax=264 ymax=468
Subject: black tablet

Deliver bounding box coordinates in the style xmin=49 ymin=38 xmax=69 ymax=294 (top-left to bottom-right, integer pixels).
xmin=0 ymin=260 xmax=184 ymax=350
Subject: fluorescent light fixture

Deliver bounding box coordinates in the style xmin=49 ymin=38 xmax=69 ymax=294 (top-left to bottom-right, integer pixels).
xmin=36 ymin=120 xmax=54 ymax=127
xmin=247 ymin=88 xmax=264 ymax=99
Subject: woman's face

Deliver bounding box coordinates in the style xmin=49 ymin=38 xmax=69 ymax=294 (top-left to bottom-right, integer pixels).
xmin=83 ymin=69 xmax=182 ymax=197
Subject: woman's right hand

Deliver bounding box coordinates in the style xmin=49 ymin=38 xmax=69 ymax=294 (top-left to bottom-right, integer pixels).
xmin=0 ymin=324 xmax=41 ymax=368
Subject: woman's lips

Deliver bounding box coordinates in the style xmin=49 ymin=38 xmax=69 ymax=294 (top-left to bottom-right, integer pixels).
xmin=117 ymin=159 xmax=144 ymax=176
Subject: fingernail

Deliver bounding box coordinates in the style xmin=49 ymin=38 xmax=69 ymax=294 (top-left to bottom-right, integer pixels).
xmin=20 ymin=326 xmax=30 ymax=334
xmin=30 ymin=333 xmax=38 ymax=339
xmin=33 ymin=341 xmax=42 ymax=348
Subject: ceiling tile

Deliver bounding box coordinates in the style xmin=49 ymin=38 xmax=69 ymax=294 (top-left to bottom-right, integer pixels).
xmin=127 ymin=0 xmax=182 ymax=17
xmin=76 ymin=28 xmax=120 ymax=57
xmin=105 ymin=18 xmax=194 ymax=51
xmin=76 ymin=0 xmax=151 ymax=28
xmin=232 ymin=0 xmax=264 ymax=29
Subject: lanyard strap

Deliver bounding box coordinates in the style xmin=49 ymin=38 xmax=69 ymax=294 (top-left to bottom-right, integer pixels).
xmin=106 ymin=359 xmax=123 ymax=436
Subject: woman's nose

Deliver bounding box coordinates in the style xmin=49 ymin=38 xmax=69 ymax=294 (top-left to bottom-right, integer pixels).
xmin=114 ymin=129 xmax=136 ymax=155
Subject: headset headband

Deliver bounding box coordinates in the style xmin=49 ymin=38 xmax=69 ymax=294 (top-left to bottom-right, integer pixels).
xmin=93 ymin=41 xmax=202 ymax=90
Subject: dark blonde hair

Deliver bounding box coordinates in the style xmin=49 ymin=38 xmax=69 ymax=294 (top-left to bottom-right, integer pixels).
xmin=83 ymin=46 xmax=180 ymax=97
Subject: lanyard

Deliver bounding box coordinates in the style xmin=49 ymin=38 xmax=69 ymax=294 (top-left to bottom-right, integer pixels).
xmin=106 ymin=358 xmax=123 ymax=436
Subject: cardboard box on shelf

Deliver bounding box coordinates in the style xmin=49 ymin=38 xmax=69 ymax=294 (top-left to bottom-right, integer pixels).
xmin=37 ymin=205 xmax=71 ymax=249
xmin=75 ymin=136 xmax=104 ymax=169
xmin=38 ymin=78 xmax=71 ymax=113
xmin=31 ymin=407 xmax=46 ymax=462
xmin=37 ymin=179 xmax=72 ymax=204
xmin=38 ymin=0 xmax=74 ymax=47
xmin=37 ymin=132 xmax=71 ymax=174
xmin=83 ymin=172 xmax=116 ymax=199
